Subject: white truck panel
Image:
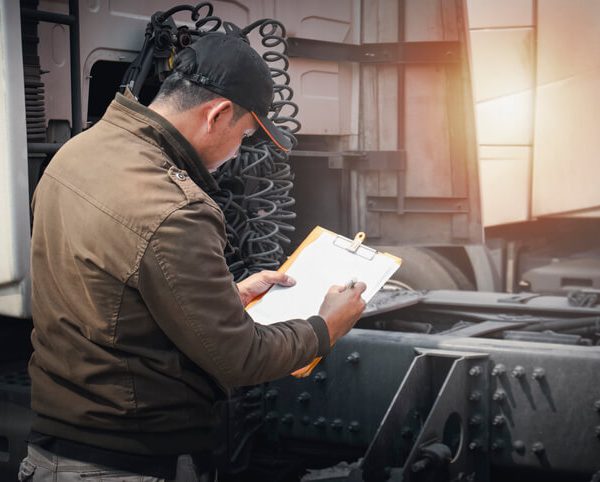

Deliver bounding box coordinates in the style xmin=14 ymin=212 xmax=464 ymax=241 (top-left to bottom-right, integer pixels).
xmin=466 ymin=4 xmax=535 ymax=227
xmin=37 ymin=0 xmax=360 ymax=136
xmin=479 ymin=146 xmax=531 ymax=226
xmin=532 ymin=0 xmax=600 ymax=217
xmin=466 ymin=0 xmax=533 ymax=29
xmin=468 ymin=0 xmax=600 ymax=223
xmin=0 ymin=0 xmax=32 ymax=317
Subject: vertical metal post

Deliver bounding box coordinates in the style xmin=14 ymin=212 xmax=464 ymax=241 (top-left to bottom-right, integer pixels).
xmin=396 ymin=0 xmax=406 ymax=214
xmin=69 ymin=0 xmax=82 ymax=134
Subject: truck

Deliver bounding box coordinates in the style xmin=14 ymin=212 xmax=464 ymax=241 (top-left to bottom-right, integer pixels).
xmin=0 ymin=0 xmax=599 ymax=480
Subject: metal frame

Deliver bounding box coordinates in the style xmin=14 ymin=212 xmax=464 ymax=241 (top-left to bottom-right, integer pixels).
xmin=21 ymin=0 xmax=82 ymax=142
xmin=264 ymin=326 xmax=600 ymax=479
xmin=287 ymin=38 xmax=460 ymax=65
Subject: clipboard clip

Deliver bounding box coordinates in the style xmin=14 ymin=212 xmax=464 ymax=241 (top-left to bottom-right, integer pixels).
xmin=333 ymin=232 xmax=375 ymax=260
xmin=347 ymin=232 xmax=366 ymax=253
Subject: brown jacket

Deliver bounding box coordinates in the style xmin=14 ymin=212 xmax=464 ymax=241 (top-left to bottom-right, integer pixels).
xmin=29 ymin=93 xmax=329 ymax=455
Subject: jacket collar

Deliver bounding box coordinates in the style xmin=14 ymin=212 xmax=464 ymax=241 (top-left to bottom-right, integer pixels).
xmin=106 ymin=92 xmax=219 ymax=193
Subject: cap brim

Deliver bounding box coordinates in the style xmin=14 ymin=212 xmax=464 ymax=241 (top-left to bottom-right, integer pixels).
xmin=251 ymin=112 xmax=293 ymax=152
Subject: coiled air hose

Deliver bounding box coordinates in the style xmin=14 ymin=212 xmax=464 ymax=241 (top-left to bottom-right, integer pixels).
xmin=120 ymin=4 xmax=300 ymax=281
xmin=212 ymin=19 xmax=300 ymax=281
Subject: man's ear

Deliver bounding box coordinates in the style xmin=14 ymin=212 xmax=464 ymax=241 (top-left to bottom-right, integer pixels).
xmin=206 ymin=100 xmax=233 ymax=132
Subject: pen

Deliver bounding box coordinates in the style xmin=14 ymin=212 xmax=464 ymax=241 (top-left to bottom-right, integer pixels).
xmin=345 ymin=277 xmax=358 ymax=289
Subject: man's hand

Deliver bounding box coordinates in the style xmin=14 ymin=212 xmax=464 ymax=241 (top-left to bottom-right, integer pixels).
xmin=318 ymin=282 xmax=367 ymax=346
xmin=237 ymin=270 xmax=296 ymax=307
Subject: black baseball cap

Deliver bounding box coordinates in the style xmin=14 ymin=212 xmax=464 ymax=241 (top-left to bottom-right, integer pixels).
xmin=172 ymin=32 xmax=292 ymax=152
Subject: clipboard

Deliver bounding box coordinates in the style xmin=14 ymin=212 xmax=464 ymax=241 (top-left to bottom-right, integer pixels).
xmin=246 ymin=226 xmax=402 ymax=377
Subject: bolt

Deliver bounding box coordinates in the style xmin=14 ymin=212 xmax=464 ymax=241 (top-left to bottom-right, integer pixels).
xmin=512 ymin=366 xmax=526 ymax=379
xmin=348 ymin=421 xmax=360 ymax=433
xmin=411 ymin=458 xmax=431 ymax=473
xmin=244 ymin=388 xmax=262 ymax=400
xmin=468 ymin=440 xmax=481 ymax=451
xmin=532 ymin=368 xmax=546 ymax=381
xmin=330 ymin=418 xmax=343 ymax=431
xmin=346 ymin=352 xmax=361 ymax=364
xmin=594 ymin=400 xmax=600 ymax=412
xmin=401 ymin=427 xmax=413 ymax=439
xmin=313 ymin=371 xmax=328 ymax=383
xmin=281 ymin=413 xmax=294 ymax=425
xmin=469 ymin=366 xmax=482 ymax=377
xmin=313 ymin=416 xmax=327 ymax=429
xmin=532 ymin=442 xmax=545 ymax=455
xmin=491 ymin=439 xmax=505 ymax=452
xmin=265 ymin=389 xmax=279 ymax=401
xmin=244 ymin=411 xmax=262 ymax=423
xmin=492 ymin=415 xmax=505 ymax=427
xmin=513 ymin=440 xmax=526 ymax=455
xmin=297 ymin=392 xmax=311 ymax=404
xmin=492 ymin=364 xmax=506 ymax=377
xmin=469 ymin=415 xmax=482 ymax=427
xmin=469 ymin=391 xmax=482 ymax=402
xmin=493 ymin=390 xmax=506 ymax=402
xmin=265 ymin=411 xmax=279 ymax=423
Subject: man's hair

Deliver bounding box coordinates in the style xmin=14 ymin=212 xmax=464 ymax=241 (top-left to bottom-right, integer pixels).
xmin=153 ymin=73 xmax=246 ymax=123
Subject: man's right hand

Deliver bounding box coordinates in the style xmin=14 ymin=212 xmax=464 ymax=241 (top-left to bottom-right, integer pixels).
xmin=318 ymin=282 xmax=367 ymax=346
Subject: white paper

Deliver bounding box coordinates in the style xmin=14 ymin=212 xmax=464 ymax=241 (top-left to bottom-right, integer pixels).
xmin=247 ymin=231 xmax=400 ymax=325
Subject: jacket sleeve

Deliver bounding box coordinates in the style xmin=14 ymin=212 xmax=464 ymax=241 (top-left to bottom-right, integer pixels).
xmin=137 ymin=200 xmax=330 ymax=389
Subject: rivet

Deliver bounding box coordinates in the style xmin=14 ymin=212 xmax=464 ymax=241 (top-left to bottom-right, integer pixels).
xmin=469 ymin=366 xmax=482 ymax=377
xmin=493 ymin=390 xmax=506 ymax=402
xmin=492 ymin=439 xmax=505 ymax=452
xmin=313 ymin=371 xmax=327 ymax=383
xmin=175 ymin=171 xmax=187 ymax=180
xmin=297 ymin=392 xmax=311 ymax=403
xmin=513 ymin=440 xmax=526 ymax=454
xmin=468 ymin=440 xmax=481 ymax=451
xmin=301 ymin=416 xmax=310 ymax=425
xmin=469 ymin=391 xmax=482 ymax=402
xmin=281 ymin=413 xmax=294 ymax=425
xmin=492 ymin=415 xmax=505 ymax=427
xmin=348 ymin=421 xmax=360 ymax=433
xmin=512 ymin=366 xmax=526 ymax=379
xmin=532 ymin=368 xmax=546 ymax=380
xmin=330 ymin=418 xmax=343 ymax=431
xmin=346 ymin=352 xmax=360 ymax=364
xmin=469 ymin=415 xmax=482 ymax=427
xmin=532 ymin=442 xmax=545 ymax=455
xmin=492 ymin=363 xmax=507 ymax=376
xmin=313 ymin=416 xmax=327 ymax=429
xmin=244 ymin=388 xmax=262 ymax=400
xmin=265 ymin=411 xmax=279 ymax=423
xmin=265 ymin=388 xmax=279 ymax=401
xmin=594 ymin=400 xmax=600 ymax=412
xmin=595 ymin=425 xmax=600 ymax=439
xmin=244 ymin=411 xmax=261 ymax=423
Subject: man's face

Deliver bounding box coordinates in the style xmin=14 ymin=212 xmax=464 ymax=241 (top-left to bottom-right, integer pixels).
xmin=203 ymin=108 xmax=257 ymax=172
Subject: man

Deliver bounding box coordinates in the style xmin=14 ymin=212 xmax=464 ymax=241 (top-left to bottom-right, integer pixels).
xmin=20 ymin=31 xmax=366 ymax=481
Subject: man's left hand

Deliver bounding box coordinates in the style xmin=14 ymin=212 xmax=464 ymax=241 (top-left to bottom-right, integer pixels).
xmin=237 ymin=270 xmax=296 ymax=307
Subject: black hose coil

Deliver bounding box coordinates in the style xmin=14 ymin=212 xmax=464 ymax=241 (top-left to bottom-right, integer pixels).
xmin=213 ymin=18 xmax=300 ymax=281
